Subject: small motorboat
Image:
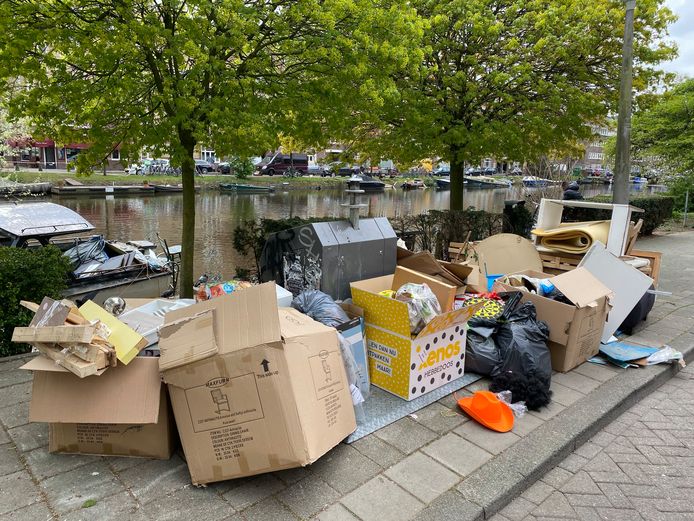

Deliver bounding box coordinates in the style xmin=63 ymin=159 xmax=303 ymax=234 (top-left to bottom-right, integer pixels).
xmin=402 ymin=179 xmax=425 ymax=189
xmin=465 ymin=176 xmax=512 ymax=188
xmin=435 ymin=178 xmax=450 ymax=190
xmin=151 ymin=184 xmax=200 ymax=193
xmin=219 ymin=183 xmax=275 ymax=193
xmin=630 ymin=176 xmax=648 ymax=184
xmin=522 ymin=176 xmax=550 ymax=187
xmin=345 ymin=174 xmax=386 ymax=192
xmin=0 ymin=202 xmax=177 ymax=304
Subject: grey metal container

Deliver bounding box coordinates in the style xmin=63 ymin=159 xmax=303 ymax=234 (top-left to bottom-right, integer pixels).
xmin=259 ymin=217 xmax=397 ymax=301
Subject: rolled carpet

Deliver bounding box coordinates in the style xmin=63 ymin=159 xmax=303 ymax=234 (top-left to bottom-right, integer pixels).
xmin=532 ymin=220 xmax=610 ymax=254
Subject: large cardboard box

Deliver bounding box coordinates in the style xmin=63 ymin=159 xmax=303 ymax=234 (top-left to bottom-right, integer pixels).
xmin=21 ymin=356 xmax=175 ymax=459
xmin=351 ymin=269 xmax=481 ymax=401
xmin=493 ymin=268 xmax=612 ymax=372
xmin=157 ymin=282 xmax=356 ymax=485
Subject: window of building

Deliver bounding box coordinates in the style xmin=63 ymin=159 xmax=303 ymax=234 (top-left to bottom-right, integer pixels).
xmin=483 ymin=158 xmax=493 ymax=168
xmin=111 ymin=149 xmax=120 ymax=160
xmin=588 ymin=152 xmax=604 ymax=160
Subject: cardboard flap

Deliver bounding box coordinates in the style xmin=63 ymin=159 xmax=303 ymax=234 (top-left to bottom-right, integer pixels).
xmin=278 ymin=308 xmax=334 ymax=339
xmin=158 ymin=309 xmax=218 ymax=372
xmin=415 ymin=301 xmax=484 ymax=339
xmin=397 ymin=252 xmax=465 ymax=287
xmin=159 ymin=283 xmax=282 ymax=372
xmin=392 ymin=266 xmax=457 ymax=312
xmin=551 ymin=267 xmax=612 ymax=308
xmin=473 ymin=233 xmax=543 ymax=274
xmin=28 ymin=357 xmax=161 ymax=424
xmin=21 ymin=355 xmax=69 ymax=373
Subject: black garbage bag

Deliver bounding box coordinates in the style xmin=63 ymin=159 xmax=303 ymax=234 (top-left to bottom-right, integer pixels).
xmin=465 ymin=325 xmax=500 ymax=376
xmin=291 ymin=290 xmax=349 ymax=328
xmin=464 ymin=292 xmax=522 ymax=376
xmin=489 ymin=299 xmax=553 ymax=410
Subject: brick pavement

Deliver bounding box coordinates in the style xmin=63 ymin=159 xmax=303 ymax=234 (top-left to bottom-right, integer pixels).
xmin=491 ymin=364 xmax=694 ymax=521
xmin=0 ymin=231 xmax=691 ymax=520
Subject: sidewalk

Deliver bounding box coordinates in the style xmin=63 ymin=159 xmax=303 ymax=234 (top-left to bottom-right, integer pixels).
xmin=0 ymin=232 xmax=692 ymax=521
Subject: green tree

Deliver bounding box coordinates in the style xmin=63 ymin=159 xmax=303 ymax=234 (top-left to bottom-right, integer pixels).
xmin=358 ymin=0 xmax=676 ymax=210
xmin=0 ymin=0 xmax=423 ymax=296
xmin=631 ymin=78 xmax=694 ymax=209
xmin=0 ymin=104 xmax=31 ymax=170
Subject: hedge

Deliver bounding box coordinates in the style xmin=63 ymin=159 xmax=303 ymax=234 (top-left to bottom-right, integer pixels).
xmin=563 ymin=194 xmax=675 ymax=236
xmin=0 ymin=246 xmax=72 ymax=357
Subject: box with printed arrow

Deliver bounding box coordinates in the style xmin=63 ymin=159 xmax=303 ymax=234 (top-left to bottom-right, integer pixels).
xmin=157 ymin=282 xmax=356 ymax=485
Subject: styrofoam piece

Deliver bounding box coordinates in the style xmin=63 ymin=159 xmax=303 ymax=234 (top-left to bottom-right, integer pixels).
xmin=578 ymin=241 xmax=653 ymax=343
xmin=276 ymin=285 xmax=293 ymax=307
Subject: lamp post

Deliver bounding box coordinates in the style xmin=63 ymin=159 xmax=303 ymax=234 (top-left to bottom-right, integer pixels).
xmin=613 ymin=0 xmax=636 ymax=205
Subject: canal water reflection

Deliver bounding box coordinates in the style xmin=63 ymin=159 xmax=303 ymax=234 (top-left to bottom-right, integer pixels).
xmin=44 ymin=183 xmax=663 ymax=279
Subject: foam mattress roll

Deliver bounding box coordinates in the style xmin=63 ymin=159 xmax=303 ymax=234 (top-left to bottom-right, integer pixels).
xmin=532 ymin=220 xmax=610 ymax=254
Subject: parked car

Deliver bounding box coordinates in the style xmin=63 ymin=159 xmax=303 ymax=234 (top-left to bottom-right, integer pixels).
xmin=258 ymin=153 xmax=309 ymax=176
xmin=217 ymin=162 xmax=231 ymax=174
xmin=326 ymin=162 xmax=362 ymax=176
xmin=195 ymin=159 xmax=216 ymax=174
xmin=307 ymin=164 xmax=326 ymax=176
xmin=433 ymin=166 xmax=450 ymax=176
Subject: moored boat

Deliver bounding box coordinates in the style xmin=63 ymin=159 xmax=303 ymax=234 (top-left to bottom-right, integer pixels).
xmin=435 ymin=178 xmax=450 ymax=190
xmin=402 ymin=179 xmax=425 ymax=189
xmin=522 ymin=176 xmax=549 ymax=187
xmin=345 ymin=174 xmax=385 ymax=192
xmin=466 ymin=176 xmax=512 ymax=188
xmin=219 ymin=183 xmax=275 ymax=193
xmin=0 ymin=202 xmax=177 ymax=304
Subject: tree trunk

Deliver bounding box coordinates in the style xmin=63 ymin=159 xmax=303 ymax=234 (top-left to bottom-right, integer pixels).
xmin=178 ymin=126 xmax=196 ymax=299
xmin=450 ymin=150 xmax=465 ymax=211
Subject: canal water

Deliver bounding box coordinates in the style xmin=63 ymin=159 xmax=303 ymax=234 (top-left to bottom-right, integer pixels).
xmin=44 ymin=183 xmax=663 ymax=279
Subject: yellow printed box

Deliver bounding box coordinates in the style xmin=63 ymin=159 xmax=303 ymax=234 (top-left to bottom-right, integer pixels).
xmin=351 ymin=268 xmax=481 ymax=401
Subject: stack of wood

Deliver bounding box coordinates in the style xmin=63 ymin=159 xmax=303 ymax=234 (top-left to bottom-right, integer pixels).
xmin=12 ymin=297 xmax=117 ymax=377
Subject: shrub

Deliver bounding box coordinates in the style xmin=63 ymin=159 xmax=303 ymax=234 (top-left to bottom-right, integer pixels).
xmin=0 ymin=246 xmax=72 ymax=357
xmin=563 ymin=194 xmax=675 ymax=236
xmin=230 ymin=157 xmax=255 ymax=179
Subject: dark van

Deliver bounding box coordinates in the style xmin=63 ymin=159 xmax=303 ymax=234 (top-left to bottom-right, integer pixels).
xmin=258 ymin=153 xmax=309 ymax=176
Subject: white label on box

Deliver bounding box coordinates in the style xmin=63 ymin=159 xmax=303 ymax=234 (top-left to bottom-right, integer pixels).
xmin=308 ymin=349 xmax=345 ymax=400
xmin=367 ymin=349 xmax=392 ymax=366
xmin=185 ymin=373 xmax=265 ymax=433
xmin=367 ymin=340 xmax=398 ymax=359
xmin=375 ymin=362 xmax=392 ymax=376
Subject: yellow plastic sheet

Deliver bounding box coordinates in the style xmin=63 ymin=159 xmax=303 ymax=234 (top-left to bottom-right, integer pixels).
xmin=532 ymin=220 xmax=611 ymax=254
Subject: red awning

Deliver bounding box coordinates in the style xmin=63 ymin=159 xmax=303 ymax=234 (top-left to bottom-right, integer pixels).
xmin=33 ymin=139 xmax=55 ymax=148
xmin=64 ymin=143 xmax=90 ymax=150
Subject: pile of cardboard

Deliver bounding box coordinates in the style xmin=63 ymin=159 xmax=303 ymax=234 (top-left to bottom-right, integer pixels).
xmin=12 ymin=297 xmax=147 ymax=377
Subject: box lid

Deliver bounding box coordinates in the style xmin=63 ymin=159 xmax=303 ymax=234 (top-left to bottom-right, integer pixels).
xmin=22 ymin=356 xmax=161 ymax=424
xmin=415 ymin=301 xmax=484 ymax=339
xmin=159 ymin=282 xmax=281 ymax=372
xmin=550 ymin=267 xmax=612 ymax=308
xmin=278 ymin=307 xmax=335 ymax=339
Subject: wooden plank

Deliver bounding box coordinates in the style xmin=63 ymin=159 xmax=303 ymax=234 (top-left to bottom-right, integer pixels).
xmin=12 ymin=325 xmax=96 ymax=344
xmin=32 ymin=344 xmax=100 ymax=378
xmin=20 ymin=300 xmax=89 ymax=326
xmin=29 ymin=297 xmax=70 ymax=328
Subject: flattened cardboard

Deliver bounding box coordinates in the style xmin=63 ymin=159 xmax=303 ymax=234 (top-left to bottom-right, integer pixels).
xmin=551 ymin=267 xmax=612 ymax=308
xmin=391 ymin=266 xmax=457 ymax=312
xmin=493 ymin=269 xmax=611 ymax=372
xmin=397 ymin=251 xmax=466 ymax=287
xmin=159 ymin=283 xmax=356 ymax=485
xmin=472 ymin=234 xmax=543 ymax=275
xmin=21 ymin=356 xmax=174 ymax=459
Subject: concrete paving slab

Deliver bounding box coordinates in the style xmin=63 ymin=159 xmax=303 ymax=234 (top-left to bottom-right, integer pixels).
xmin=24 ymin=447 xmax=95 ymax=481
xmin=141 ymin=485 xmax=233 ymax=521
xmin=0 ymin=444 xmax=23 ymax=477
xmin=2 ymin=500 xmax=52 ymax=521
xmin=315 ymin=502 xmax=360 ymax=521
xmin=242 ymin=497 xmax=299 ymax=521
xmin=117 ymin=456 xmax=189 ymax=506
xmin=410 ymin=402 xmax=468 ymax=434
xmin=277 ymin=474 xmax=340 ymax=519
xmin=61 ymin=490 xmax=141 ymax=521
xmin=422 ymin=433 xmax=492 ymax=476
xmin=341 ymin=475 xmax=423 ymax=521
xmin=0 ymin=470 xmax=42 ymax=516
xmin=351 ymin=434 xmax=405 ymax=469
xmin=222 ymin=474 xmax=285 ymax=511
xmin=0 ymin=401 xmax=30 ymax=429
xmin=374 ymin=417 xmax=438 ymax=455
xmin=454 ymin=421 xmax=521 ymax=455
xmin=7 ymin=422 xmax=48 ymax=452
xmin=309 ymin=442 xmax=382 ymax=494
xmin=384 ymin=451 xmax=459 ymax=503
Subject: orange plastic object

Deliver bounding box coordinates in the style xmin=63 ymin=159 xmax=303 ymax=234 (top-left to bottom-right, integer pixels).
xmin=457 ymin=390 xmax=514 ymax=433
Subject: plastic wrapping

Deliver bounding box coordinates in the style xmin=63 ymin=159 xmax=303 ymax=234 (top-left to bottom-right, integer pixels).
xmin=291 ymin=290 xmax=349 ymax=328
xmin=195 ymin=279 xmax=253 ymax=302
xmin=63 ymin=236 xmax=108 ymax=269
xmin=496 ymin=391 xmax=527 ymax=418
xmin=646 ymin=346 xmax=684 ymax=366
xmin=394 ymin=283 xmax=442 ymax=335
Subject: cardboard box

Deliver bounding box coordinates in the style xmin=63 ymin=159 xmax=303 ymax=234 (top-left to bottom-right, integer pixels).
xmin=21 ymin=356 xmax=175 ymax=459
xmin=157 ymin=282 xmax=356 ymax=485
xmin=338 ymin=303 xmax=369 ymax=392
xmin=493 ymin=268 xmax=612 ymax=372
xmin=351 ymin=270 xmax=481 ymax=400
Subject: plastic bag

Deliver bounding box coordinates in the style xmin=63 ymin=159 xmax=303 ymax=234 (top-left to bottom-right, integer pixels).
xmin=646 ymin=346 xmax=684 ymax=366
xmin=492 ymin=300 xmax=552 ymax=386
xmin=496 ymin=390 xmax=527 ymax=418
xmin=394 ymin=283 xmax=442 ymax=335
xmin=465 ymin=325 xmax=500 ymax=376
xmin=291 ymin=290 xmax=349 ymax=328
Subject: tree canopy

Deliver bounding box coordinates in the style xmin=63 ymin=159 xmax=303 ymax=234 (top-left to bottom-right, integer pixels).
xmin=356 ymin=0 xmax=677 ymax=209
xmin=0 ymin=0 xmax=423 ymax=295
xmin=631 ymin=78 xmax=694 ymax=209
